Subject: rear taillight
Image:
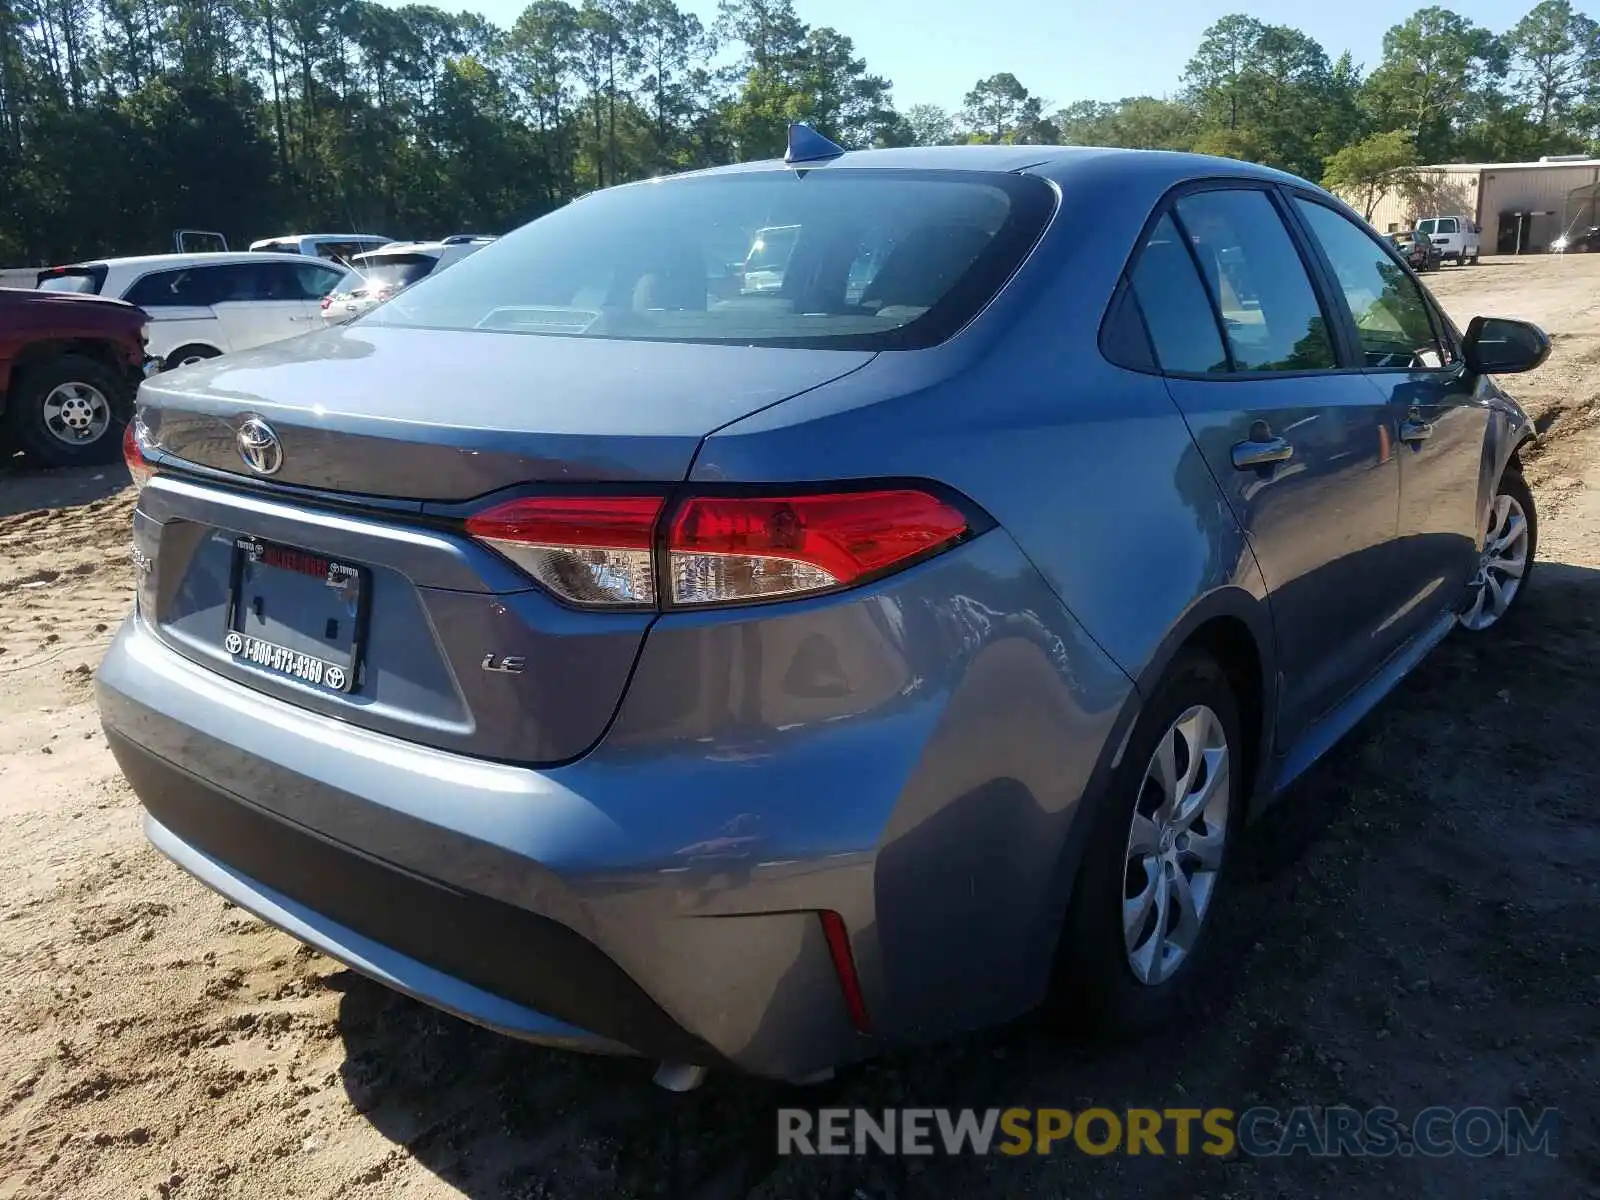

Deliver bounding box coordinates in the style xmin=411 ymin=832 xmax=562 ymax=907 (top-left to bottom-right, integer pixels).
xmin=465 ymin=487 xmax=975 ymax=610
xmin=122 ymin=422 xmax=154 ymax=492
xmin=320 ymin=295 xmax=332 ymax=310
xmin=465 ymin=496 xmax=664 ymax=608
xmin=668 ymin=490 xmax=970 ymax=606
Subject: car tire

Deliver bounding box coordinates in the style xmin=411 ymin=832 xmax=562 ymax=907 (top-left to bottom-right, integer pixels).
xmin=1052 ymin=648 xmax=1245 ymax=1037
xmin=1458 ymin=469 xmax=1537 ymax=633
xmin=164 ymin=345 xmax=221 ymax=370
xmin=3 ymin=353 xmax=132 ymax=469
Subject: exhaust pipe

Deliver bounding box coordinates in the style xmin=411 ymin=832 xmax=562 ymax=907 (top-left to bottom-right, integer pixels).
xmin=653 ymin=1062 xmax=708 ymax=1092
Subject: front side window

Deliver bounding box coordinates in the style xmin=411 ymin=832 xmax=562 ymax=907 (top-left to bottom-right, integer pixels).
xmin=1294 ymin=199 xmax=1452 ymax=370
xmin=365 ymin=170 xmax=1056 ymax=350
xmin=1416 ymin=219 xmax=1436 ymax=236
xmin=283 ymin=262 xmax=346 ymax=299
xmin=1173 ymin=189 xmax=1337 ymax=373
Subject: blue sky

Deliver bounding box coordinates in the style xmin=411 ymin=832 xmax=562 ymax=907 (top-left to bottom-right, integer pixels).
xmin=445 ymin=0 xmax=1544 ymax=110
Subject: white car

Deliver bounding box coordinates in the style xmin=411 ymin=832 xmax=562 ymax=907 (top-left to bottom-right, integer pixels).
xmin=320 ymin=236 xmax=495 ymax=325
xmin=1414 ymin=215 xmax=1482 ymax=265
xmin=36 ymin=252 xmax=349 ymax=369
xmin=249 ymin=233 xmax=393 ymax=262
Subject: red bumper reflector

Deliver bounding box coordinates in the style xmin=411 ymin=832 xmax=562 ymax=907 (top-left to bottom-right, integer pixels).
xmin=819 ymin=909 xmax=872 ymax=1034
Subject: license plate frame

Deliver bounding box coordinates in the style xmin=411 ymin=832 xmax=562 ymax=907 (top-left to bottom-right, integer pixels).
xmin=223 ymin=536 xmax=369 ymax=693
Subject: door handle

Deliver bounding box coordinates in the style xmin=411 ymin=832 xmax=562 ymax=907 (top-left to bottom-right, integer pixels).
xmin=1400 ymin=418 xmax=1433 ymax=444
xmin=1231 ymin=436 xmax=1294 ymax=470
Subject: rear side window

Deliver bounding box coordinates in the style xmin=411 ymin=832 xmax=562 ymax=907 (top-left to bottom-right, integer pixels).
xmin=1128 ymin=213 xmax=1228 ymax=374
xmin=366 ymin=170 xmax=1057 ymax=350
xmin=1173 ymin=189 xmax=1336 ymax=373
xmin=124 ymin=269 xmax=212 ymax=307
xmin=351 ymin=253 xmax=438 ymax=292
xmin=1293 ymin=199 xmax=1453 ymax=370
xmin=37 ymin=267 xmax=106 ymax=294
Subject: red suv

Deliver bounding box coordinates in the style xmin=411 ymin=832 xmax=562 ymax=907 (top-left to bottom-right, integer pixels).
xmin=0 ymin=287 xmax=153 ymax=468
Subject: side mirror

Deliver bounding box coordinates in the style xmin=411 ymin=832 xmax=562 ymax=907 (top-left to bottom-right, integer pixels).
xmin=1463 ymin=316 xmax=1551 ymax=375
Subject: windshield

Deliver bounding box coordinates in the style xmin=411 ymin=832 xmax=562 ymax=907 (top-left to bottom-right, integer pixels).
xmin=348 ymin=255 xmax=437 ymax=292
xmin=364 ymin=170 xmax=1056 ymax=350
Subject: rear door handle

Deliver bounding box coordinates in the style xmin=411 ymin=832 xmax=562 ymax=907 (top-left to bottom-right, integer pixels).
xmin=1231 ymin=436 xmax=1294 ymax=470
xmin=1400 ymin=419 xmax=1433 ymax=444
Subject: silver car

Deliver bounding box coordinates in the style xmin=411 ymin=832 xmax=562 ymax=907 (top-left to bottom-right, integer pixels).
xmin=101 ymin=133 xmax=1547 ymax=1087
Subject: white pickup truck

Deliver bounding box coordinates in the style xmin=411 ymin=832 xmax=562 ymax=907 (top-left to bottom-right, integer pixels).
xmin=1415 ymin=215 xmax=1482 ymax=265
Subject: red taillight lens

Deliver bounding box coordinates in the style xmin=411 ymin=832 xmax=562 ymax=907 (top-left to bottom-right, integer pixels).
xmin=465 ymin=487 xmax=973 ymax=610
xmin=667 ymin=490 xmax=969 ymax=606
xmin=819 ymin=910 xmax=872 ymax=1034
xmin=464 ymin=495 xmax=664 ymax=608
xmin=122 ymin=422 xmax=154 ymax=492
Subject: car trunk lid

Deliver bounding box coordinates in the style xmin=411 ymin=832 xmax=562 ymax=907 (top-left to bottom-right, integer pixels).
xmin=138 ymin=324 xmax=873 ymax=496
xmin=132 ymin=325 xmax=873 ymax=764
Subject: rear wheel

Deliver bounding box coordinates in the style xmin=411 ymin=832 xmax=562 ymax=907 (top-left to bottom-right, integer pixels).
xmin=1054 ymin=650 xmax=1244 ymax=1035
xmin=3 ymin=354 xmax=131 ymax=468
xmin=1459 ymin=470 xmax=1536 ymax=632
xmin=165 ymin=344 xmax=221 ymax=370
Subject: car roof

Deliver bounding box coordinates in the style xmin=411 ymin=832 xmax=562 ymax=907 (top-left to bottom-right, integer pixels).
xmin=74 ymin=251 xmax=335 ymax=270
xmin=250 ymin=233 xmax=389 ymax=243
xmin=358 ymin=242 xmax=449 ymax=256
xmin=655 ymin=144 xmax=1308 ymax=187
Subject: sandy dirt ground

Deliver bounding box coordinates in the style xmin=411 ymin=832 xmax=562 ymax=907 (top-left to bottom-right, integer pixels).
xmin=2 ymin=256 xmax=1598 ymax=1199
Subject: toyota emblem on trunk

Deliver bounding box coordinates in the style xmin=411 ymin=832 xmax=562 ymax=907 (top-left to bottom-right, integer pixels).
xmin=236 ymin=417 xmax=283 ymax=475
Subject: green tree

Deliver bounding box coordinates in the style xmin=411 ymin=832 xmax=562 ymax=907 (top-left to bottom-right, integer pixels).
xmin=1505 ymin=0 xmax=1600 ymax=131
xmin=1362 ymin=7 xmax=1506 ymax=160
xmin=1322 ymin=128 xmax=1421 ymax=220
xmin=960 ymin=72 xmax=1055 ymax=144
xmin=904 ymin=102 xmax=954 ymax=146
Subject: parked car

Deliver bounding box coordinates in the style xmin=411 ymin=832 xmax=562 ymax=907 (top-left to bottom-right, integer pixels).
xmin=249 ymin=234 xmax=393 ymax=263
xmin=1414 ymin=214 xmax=1481 ymax=265
xmin=1549 ymin=226 xmax=1600 ymax=253
xmin=320 ymin=236 xmax=497 ymax=325
xmin=1386 ymin=229 xmax=1441 ymax=271
xmin=100 ymin=134 xmax=1547 ymax=1087
xmin=36 ymin=253 xmax=349 ymax=370
xmin=0 ymin=287 xmax=153 ymax=467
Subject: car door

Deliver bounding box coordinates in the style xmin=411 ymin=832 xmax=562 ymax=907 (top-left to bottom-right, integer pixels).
xmin=206 ymin=262 xmax=314 ymax=350
xmin=120 ymin=267 xmax=228 ymax=359
xmin=1289 ymin=195 xmax=1485 ymax=646
xmin=1128 ymin=186 xmax=1405 ymax=745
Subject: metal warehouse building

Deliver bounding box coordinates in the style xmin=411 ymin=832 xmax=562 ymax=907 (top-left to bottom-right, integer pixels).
xmin=1363 ymin=155 xmax=1600 ymax=254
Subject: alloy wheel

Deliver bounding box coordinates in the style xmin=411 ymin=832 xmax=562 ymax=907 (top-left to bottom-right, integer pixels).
xmin=41 ymin=381 xmax=111 ymax=446
xmin=1460 ymin=492 xmax=1530 ymax=631
xmin=1122 ymin=704 xmax=1231 ymax=986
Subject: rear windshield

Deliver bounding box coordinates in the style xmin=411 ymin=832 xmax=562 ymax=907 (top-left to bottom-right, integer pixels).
xmin=37 ymin=267 xmax=105 ymax=295
xmin=349 ymin=254 xmax=437 ymax=291
xmin=364 ymin=170 xmax=1056 ymax=350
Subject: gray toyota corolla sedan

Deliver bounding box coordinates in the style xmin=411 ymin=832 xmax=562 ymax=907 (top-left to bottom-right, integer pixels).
xmin=100 ymin=128 xmax=1548 ymax=1086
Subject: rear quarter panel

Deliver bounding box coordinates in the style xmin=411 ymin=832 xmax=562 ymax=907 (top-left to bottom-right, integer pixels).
xmin=684 ymin=153 xmax=1276 ymax=1036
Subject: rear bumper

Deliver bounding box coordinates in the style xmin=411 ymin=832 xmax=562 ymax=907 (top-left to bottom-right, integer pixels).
xmin=140 ymin=808 xmax=633 ymax=1055
xmin=98 ymin=527 xmax=1133 ymax=1078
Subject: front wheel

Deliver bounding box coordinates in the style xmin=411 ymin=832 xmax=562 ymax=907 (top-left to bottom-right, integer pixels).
xmin=1053 ymin=649 xmax=1244 ymax=1035
xmin=1459 ymin=471 xmax=1536 ymax=632
xmin=3 ymin=354 xmax=132 ymax=468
